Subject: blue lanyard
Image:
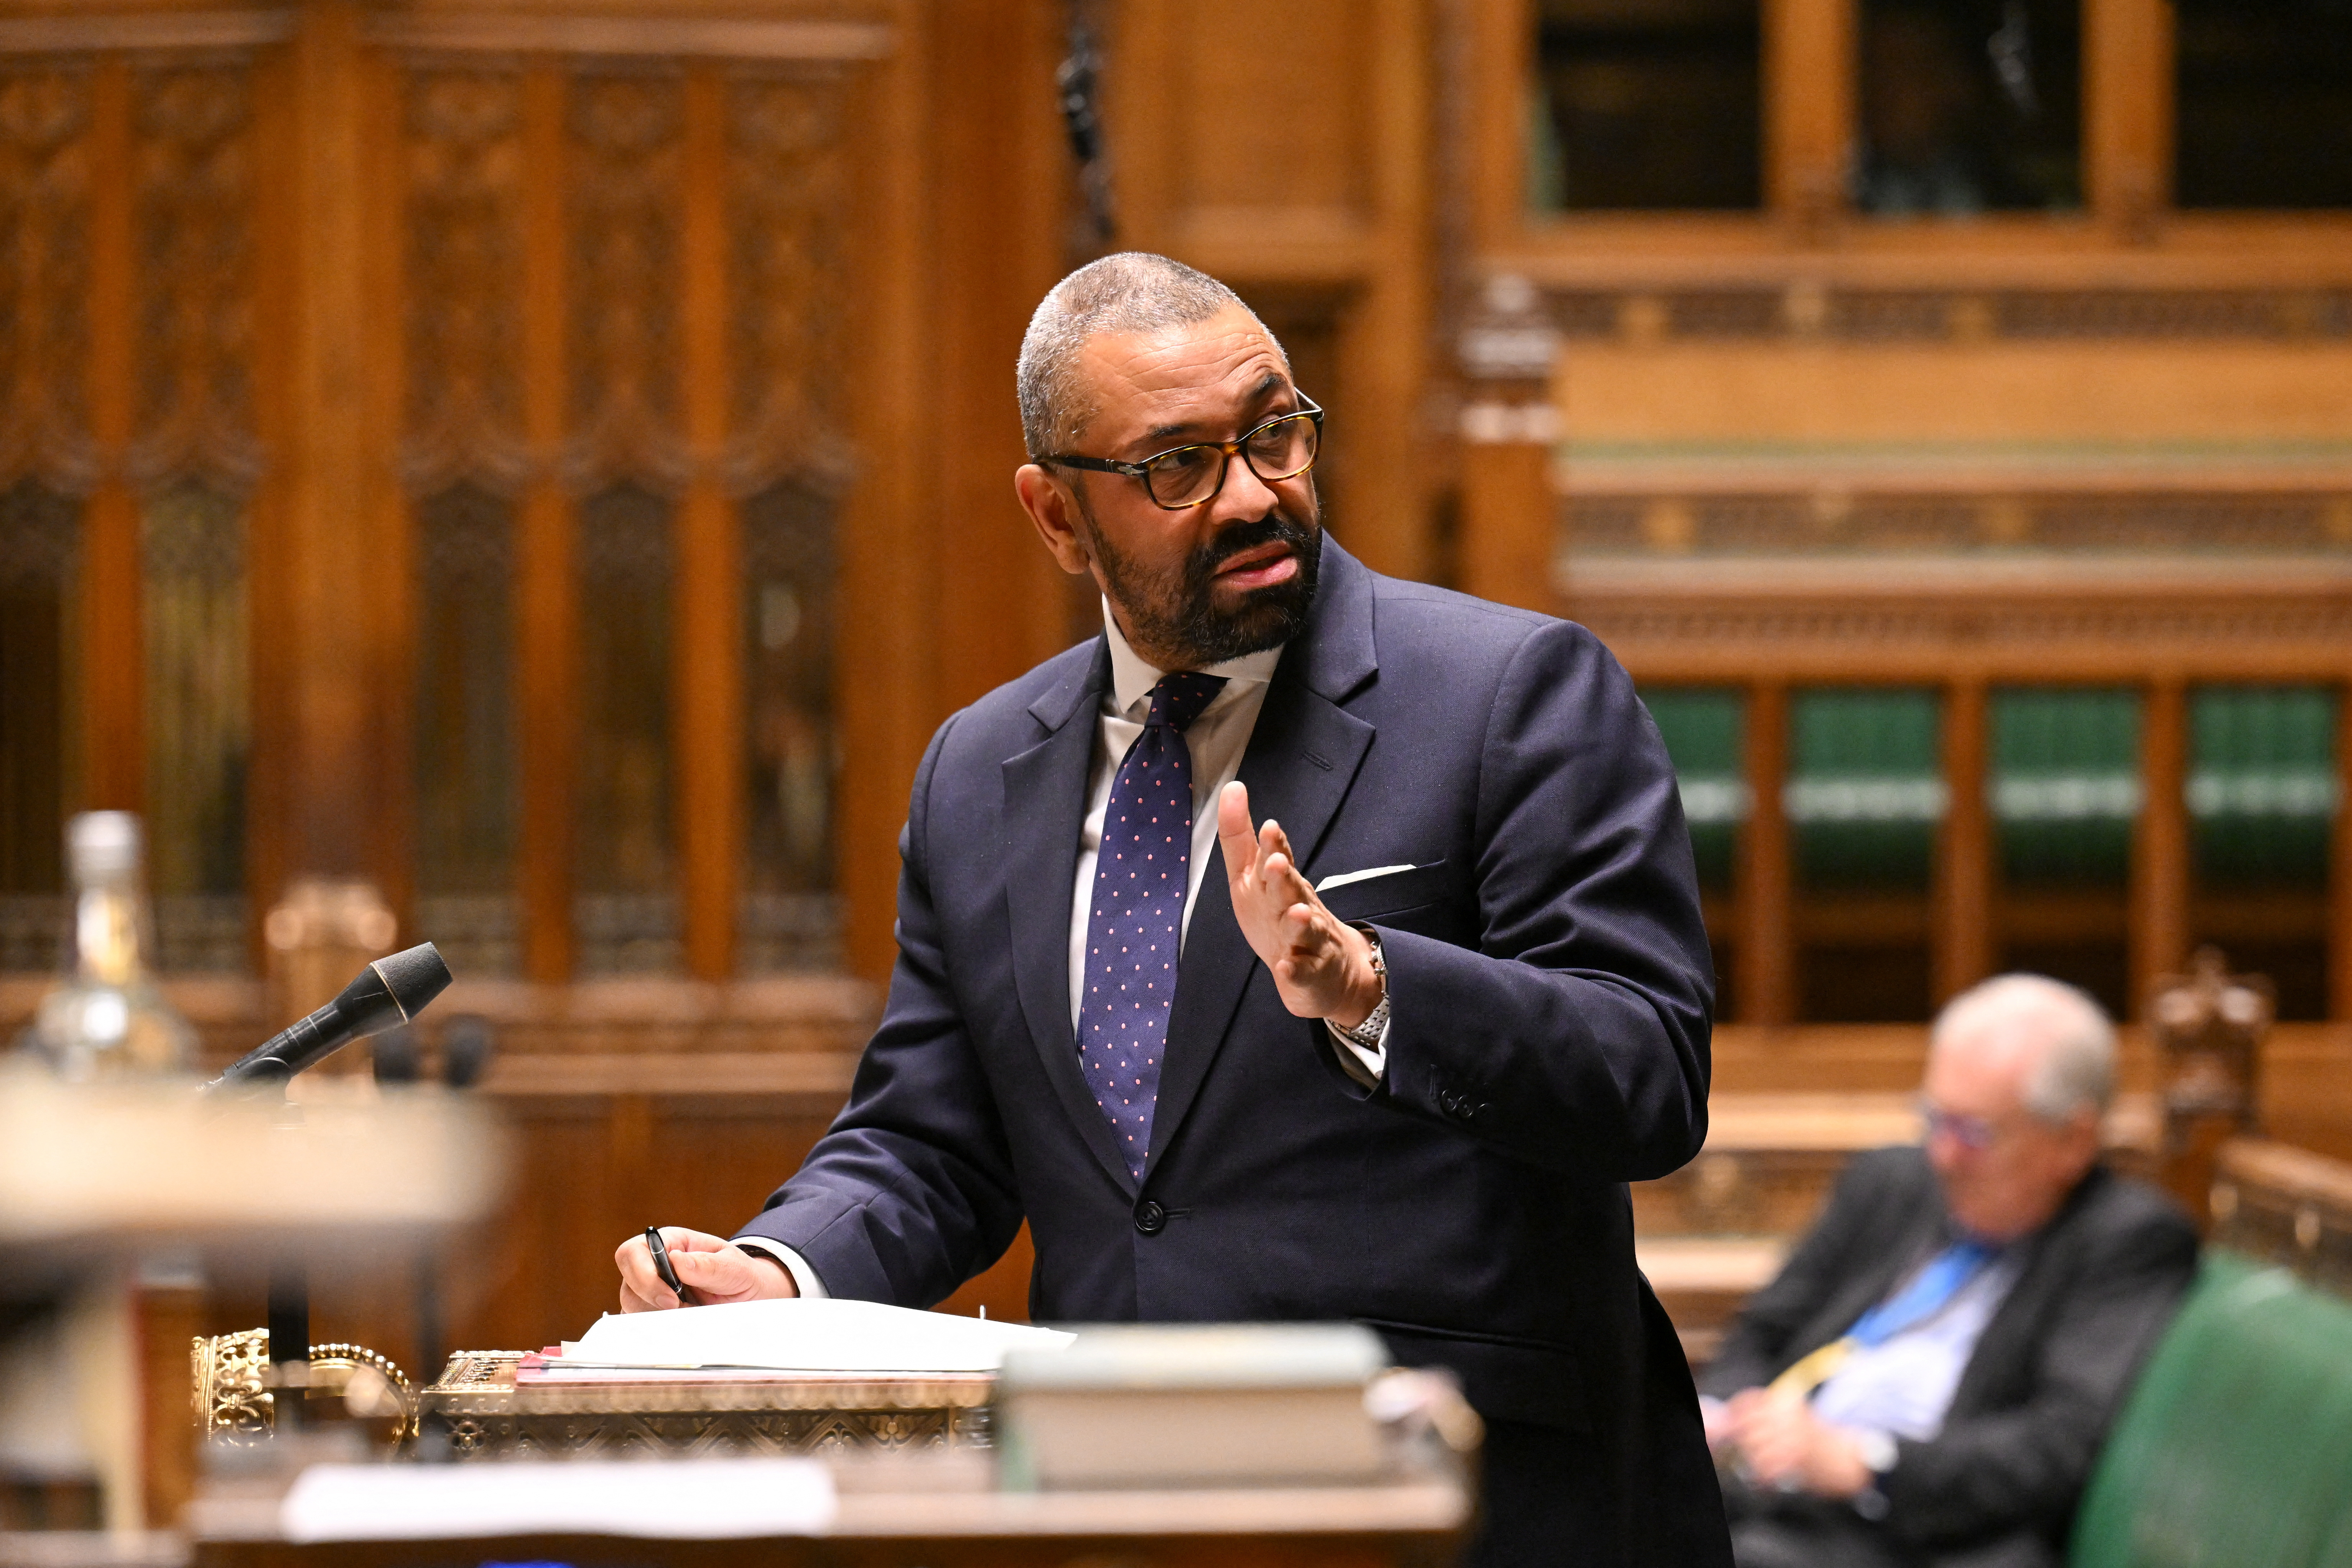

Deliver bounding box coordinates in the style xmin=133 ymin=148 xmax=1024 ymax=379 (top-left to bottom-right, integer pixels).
xmin=1845 ymin=1240 xmax=1999 ymax=1349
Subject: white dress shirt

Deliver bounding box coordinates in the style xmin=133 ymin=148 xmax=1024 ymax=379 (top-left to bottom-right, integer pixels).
xmin=740 ymin=601 xmax=1385 ymax=1300
xmin=1809 ymin=1249 xmax=2023 ymax=1445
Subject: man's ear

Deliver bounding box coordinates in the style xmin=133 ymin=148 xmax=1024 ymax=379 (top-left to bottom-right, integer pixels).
xmin=1015 ymin=462 xmax=1095 ymax=578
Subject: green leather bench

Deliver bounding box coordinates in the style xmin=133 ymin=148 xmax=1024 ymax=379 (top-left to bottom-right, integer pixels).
xmin=2072 ymin=1252 xmax=2352 ymax=1568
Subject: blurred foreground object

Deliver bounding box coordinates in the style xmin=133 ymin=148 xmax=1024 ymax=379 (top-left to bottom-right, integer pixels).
xmin=18 ymin=813 xmax=195 ymax=1082
xmin=0 ymin=1067 xmax=503 ymax=1254
xmin=995 ymin=1323 xmax=1476 ymax=1492
xmin=2151 ymin=946 xmax=2273 ymax=1219
xmin=0 ymin=1066 xmax=502 ymax=1533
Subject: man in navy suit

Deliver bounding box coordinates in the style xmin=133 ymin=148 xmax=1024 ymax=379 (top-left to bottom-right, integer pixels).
xmin=615 ymin=253 xmax=1729 ymax=1568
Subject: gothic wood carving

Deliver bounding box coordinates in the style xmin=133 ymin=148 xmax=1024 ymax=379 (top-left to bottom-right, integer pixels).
xmin=128 ymin=61 xmax=262 ymax=495
xmin=565 ymin=66 xmax=686 ymax=493
xmin=726 ymin=68 xmax=854 ymax=497
xmin=402 ymin=67 xmax=528 ymax=495
xmin=0 ymin=63 xmax=94 ymax=492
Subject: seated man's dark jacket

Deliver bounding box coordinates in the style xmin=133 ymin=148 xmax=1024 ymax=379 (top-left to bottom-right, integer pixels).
xmin=737 ymin=539 xmax=1727 ymax=1566
xmin=1703 ymin=1147 xmax=2199 ymax=1559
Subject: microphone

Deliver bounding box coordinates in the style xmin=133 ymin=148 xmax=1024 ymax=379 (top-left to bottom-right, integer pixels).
xmin=208 ymin=943 xmax=454 ymax=1095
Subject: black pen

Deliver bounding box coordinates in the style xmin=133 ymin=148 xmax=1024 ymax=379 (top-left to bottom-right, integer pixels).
xmin=643 ymin=1225 xmax=699 ymax=1306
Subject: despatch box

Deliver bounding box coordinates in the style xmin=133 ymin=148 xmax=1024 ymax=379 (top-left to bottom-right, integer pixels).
xmin=415 ymin=1350 xmax=994 ymax=1459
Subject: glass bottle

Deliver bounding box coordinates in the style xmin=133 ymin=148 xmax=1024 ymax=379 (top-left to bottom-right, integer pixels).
xmin=21 ymin=812 xmax=197 ymax=1080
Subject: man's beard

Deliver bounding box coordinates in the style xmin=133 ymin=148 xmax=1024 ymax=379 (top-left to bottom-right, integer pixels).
xmin=1081 ymin=503 xmax=1324 ymax=669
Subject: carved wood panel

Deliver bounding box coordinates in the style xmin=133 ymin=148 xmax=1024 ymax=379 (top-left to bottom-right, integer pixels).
xmin=565 ymin=66 xmax=686 ymax=494
xmin=128 ymin=60 xmax=259 ymax=495
xmin=0 ymin=62 xmax=93 ymax=492
xmin=401 ymin=67 xmax=528 ymax=495
xmin=725 ymin=68 xmax=851 ymax=496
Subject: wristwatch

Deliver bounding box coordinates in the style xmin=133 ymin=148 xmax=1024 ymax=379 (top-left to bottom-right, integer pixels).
xmin=1333 ymin=924 xmax=1390 ymax=1049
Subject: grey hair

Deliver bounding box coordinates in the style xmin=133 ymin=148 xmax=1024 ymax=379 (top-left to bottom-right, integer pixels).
xmin=1015 ymin=252 xmax=1278 ymax=461
xmin=1931 ymin=973 xmax=2117 ymax=1122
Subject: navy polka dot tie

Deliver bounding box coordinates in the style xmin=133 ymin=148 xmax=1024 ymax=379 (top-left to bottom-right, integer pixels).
xmin=1079 ymin=671 xmax=1228 ymax=1181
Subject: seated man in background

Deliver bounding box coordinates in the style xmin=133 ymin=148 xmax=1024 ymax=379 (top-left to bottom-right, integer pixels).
xmin=1703 ymin=974 xmax=2198 ymax=1568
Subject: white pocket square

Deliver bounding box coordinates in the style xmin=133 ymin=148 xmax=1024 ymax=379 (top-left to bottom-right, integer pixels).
xmin=1314 ymin=863 xmax=1418 ymax=894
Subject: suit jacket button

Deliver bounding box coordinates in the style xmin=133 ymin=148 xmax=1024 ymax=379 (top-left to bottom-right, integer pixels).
xmin=1134 ymin=1200 xmax=1167 ymax=1235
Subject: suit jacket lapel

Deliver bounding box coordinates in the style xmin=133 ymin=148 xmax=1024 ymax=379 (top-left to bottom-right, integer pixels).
xmin=1789 ymin=1191 xmax=1945 ymax=1368
xmin=1145 ymin=538 xmax=1381 ymax=1173
xmin=1945 ymin=1168 xmax=2104 ymax=1417
xmin=1002 ymin=638 xmax=1137 ymax=1195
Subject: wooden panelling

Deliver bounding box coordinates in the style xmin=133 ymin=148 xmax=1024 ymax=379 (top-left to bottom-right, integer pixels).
xmin=1736 ymin=683 xmax=1793 ymax=1025
xmin=1106 ymin=0 xmax=1431 ymax=580
xmin=1569 ymin=559 xmax=2352 ymax=684
xmin=676 ymin=67 xmax=738 ymax=981
xmin=2084 ymin=0 xmax=2172 ymax=238
xmin=516 ymin=66 xmax=574 ymax=982
xmin=81 ymin=56 xmax=138 ymax=812
xmin=2338 ymin=711 xmax=2352 ymax=1022
xmin=275 ymin=3 xmax=385 ymax=883
xmin=1557 ymin=343 xmax=2352 ymax=445
xmin=364 ymin=43 xmax=411 ymax=929
xmin=0 ymin=12 xmax=295 ymax=53
xmin=1455 ymin=438 xmax=1549 ymax=611
xmin=1933 ymin=680 xmax=1992 ymax=1002
xmin=1763 ymin=0 xmax=1852 ymax=235
xmin=926 ymin=0 xmax=1069 ymax=717
xmin=359 ymin=15 xmax=893 ymax=59
xmin=2131 ymin=679 xmax=2191 ymax=1011
xmin=1174 ymin=0 xmax=1369 ymax=216
xmin=1463 ymin=0 xmax=1528 ymax=254
xmin=832 ymin=0 xmax=937 ymax=983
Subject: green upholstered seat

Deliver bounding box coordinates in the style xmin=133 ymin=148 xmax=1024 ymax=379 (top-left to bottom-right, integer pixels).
xmin=2071 ymin=1253 xmax=2352 ymax=1568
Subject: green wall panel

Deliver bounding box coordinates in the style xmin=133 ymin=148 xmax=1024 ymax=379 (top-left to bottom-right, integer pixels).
xmin=2191 ymin=686 xmax=2338 ymax=887
xmin=1789 ymin=689 xmax=1942 ymax=890
xmin=1993 ymin=688 xmax=2140 ymax=886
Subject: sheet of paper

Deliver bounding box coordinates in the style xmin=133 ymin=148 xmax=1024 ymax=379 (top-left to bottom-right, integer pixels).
xmin=279 ymin=1458 xmax=836 ymax=1542
xmin=566 ymin=1295 xmax=1075 ymax=1373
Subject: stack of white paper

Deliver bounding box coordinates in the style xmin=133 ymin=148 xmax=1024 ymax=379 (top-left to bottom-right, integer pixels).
xmin=562 ymin=1297 xmax=1074 ymax=1374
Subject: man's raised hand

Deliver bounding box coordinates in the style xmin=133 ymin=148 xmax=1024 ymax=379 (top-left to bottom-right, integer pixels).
xmin=1215 ymin=780 xmax=1383 ymax=1030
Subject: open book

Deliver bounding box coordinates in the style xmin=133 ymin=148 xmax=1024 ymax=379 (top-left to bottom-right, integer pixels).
xmin=548 ymin=1297 xmax=1073 ymax=1376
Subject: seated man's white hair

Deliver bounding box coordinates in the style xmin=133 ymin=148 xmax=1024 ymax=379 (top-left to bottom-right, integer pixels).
xmin=1931 ymin=973 xmax=2117 ymax=1123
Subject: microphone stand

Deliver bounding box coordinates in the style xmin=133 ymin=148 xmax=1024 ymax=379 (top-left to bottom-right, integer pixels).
xmin=209 ymin=942 xmax=453 ymax=1434
xmin=264 ymin=1091 xmax=310 ymax=1430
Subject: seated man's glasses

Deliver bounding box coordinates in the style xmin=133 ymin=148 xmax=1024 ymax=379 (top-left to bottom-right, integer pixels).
xmin=1045 ymin=393 xmax=1323 ymax=511
xmin=1919 ymin=1100 xmax=2002 ymax=1152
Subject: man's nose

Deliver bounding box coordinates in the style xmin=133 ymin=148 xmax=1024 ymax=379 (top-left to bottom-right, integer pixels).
xmin=1211 ymin=451 xmax=1282 ymax=518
